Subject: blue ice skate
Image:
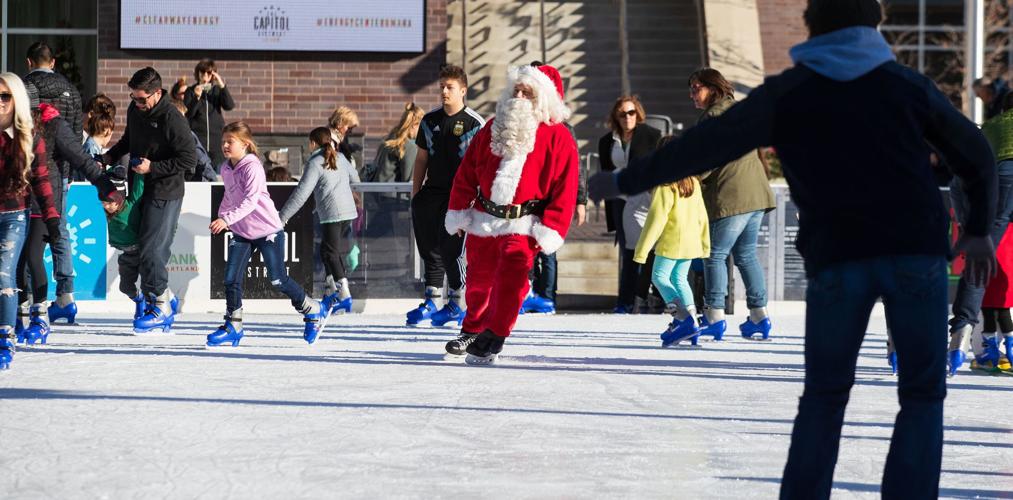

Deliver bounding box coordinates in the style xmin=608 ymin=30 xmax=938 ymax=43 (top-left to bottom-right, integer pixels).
xmin=207 ymin=317 xmax=244 ymax=347
xmin=947 ymin=349 xmax=966 ymax=377
xmin=303 ymin=303 xmax=330 ymax=345
xmin=522 ymin=293 xmax=556 ymax=314
xmin=697 ymin=315 xmax=726 ymax=341
xmin=1005 ymin=336 xmax=1013 ymax=371
xmin=740 ymin=317 xmax=772 ymax=340
xmin=887 ymin=351 xmax=898 ymax=375
xmin=47 ymin=300 xmax=77 ymax=324
xmin=661 ymin=316 xmax=700 ymax=347
xmin=322 ymin=293 xmax=353 ymax=315
xmin=431 ymin=301 xmax=465 ymax=327
xmin=612 ymin=304 xmax=633 ymax=314
xmin=973 ymin=335 xmax=1002 ymax=371
xmin=23 ymin=304 xmax=51 ymax=346
xmin=133 ymin=301 xmax=175 ymax=334
xmin=406 ymin=298 xmax=438 ymax=326
xmin=1 ymin=330 xmax=12 ymax=370
xmin=132 ymin=294 xmax=178 ymax=320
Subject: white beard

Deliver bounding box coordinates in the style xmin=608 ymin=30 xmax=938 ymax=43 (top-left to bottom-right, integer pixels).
xmin=490 ymin=98 xmax=539 ymax=160
xmin=487 ymin=98 xmax=540 ymax=206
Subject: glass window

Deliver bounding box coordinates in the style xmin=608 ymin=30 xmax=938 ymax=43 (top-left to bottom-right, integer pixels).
xmin=925 ymin=0 xmax=965 ymax=26
xmin=7 ymin=0 xmax=97 ymax=29
xmin=883 ymin=0 xmax=920 ymax=26
xmin=5 ymin=34 xmax=98 ymax=102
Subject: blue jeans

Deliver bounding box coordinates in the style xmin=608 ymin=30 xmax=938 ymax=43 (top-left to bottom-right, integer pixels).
xmin=651 ymin=256 xmax=693 ymax=308
xmin=949 ymin=159 xmax=1013 ymax=331
xmin=0 ymin=211 xmax=29 ymax=327
xmin=532 ymin=252 xmax=557 ymax=301
xmin=50 ymin=178 xmax=74 ymax=296
xmin=780 ymin=255 xmax=947 ymax=500
xmin=224 ymin=230 xmax=307 ymax=314
xmin=705 ymin=210 xmax=767 ymax=310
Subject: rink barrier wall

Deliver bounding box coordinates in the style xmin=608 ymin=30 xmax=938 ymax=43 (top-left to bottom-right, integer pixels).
xmin=51 ymin=182 xmax=963 ymax=315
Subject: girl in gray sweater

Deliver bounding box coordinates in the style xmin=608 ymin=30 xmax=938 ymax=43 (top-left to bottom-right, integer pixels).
xmin=279 ymin=127 xmax=361 ymax=314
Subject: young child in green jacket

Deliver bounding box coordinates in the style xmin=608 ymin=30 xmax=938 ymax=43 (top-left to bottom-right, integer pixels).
xmin=633 ymin=176 xmax=710 ymax=347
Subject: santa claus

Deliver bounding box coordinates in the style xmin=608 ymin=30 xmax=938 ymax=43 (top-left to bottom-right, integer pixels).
xmin=443 ymin=64 xmax=580 ymax=365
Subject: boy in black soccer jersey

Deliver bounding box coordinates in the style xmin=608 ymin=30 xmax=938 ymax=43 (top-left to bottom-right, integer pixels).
xmin=407 ymin=65 xmax=485 ymax=327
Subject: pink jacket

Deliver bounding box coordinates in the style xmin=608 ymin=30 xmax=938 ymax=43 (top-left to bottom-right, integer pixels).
xmin=219 ymin=154 xmax=283 ymax=240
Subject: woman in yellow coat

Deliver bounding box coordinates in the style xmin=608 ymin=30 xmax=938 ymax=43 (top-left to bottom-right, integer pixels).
xmin=634 ymin=176 xmax=710 ymax=347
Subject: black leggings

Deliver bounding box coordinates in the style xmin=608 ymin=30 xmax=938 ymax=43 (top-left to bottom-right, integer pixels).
xmin=17 ymin=218 xmax=49 ymax=304
xmin=320 ymin=221 xmax=351 ymax=281
xmin=982 ymin=307 xmax=1013 ymax=333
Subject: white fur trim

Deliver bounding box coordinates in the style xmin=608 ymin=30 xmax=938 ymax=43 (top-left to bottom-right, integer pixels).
xmin=531 ymin=222 xmax=565 ymax=254
xmin=457 ymin=209 xmax=566 ymax=253
xmin=501 ymin=66 xmax=572 ymax=125
xmin=489 ymin=156 xmax=526 ymax=206
xmin=445 ymin=209 xmax=473 ymax=235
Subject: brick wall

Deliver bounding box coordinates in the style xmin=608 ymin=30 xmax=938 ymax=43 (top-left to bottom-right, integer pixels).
xmin=97 ymin=0 xmax=449 ymax=144
xmin=755 ymin=0 xmax=807 ymax=74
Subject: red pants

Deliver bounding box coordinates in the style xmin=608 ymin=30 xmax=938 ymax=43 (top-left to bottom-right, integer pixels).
xmin=462 ymin=234 xmax=538 ymax=337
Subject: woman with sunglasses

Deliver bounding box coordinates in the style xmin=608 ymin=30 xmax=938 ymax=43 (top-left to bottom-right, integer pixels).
xmin=0 ymin=73 xmax=61 ymax=370
xmin=686 ymin=68 xmax=775 ymax=342
xmin=597 ymin=95 xmax=661 ymax=314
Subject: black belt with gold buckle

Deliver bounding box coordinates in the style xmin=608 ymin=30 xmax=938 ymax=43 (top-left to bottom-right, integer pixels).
xmin=476 ymin=192 xmax=545 ymax=220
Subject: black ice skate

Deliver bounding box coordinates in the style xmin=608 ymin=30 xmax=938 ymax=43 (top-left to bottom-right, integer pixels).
xmin=445 ymin=331 xmax=479 ymax=355
xmin=465 ymin=330 xmax=505 ymax=366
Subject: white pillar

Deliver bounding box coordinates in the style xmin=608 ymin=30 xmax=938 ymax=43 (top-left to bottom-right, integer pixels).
xmin=966 ymin=0 xmax=985 ymax=123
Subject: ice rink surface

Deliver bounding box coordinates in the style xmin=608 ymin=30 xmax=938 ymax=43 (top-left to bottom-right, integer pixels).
xmin=2 ymin=302 xmax=1011 ymax=499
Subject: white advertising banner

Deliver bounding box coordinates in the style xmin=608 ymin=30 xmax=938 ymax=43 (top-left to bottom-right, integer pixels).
xmin=120 ymin=1 xmax=426 ymax=53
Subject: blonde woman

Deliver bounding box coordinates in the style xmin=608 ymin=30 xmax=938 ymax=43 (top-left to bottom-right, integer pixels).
xmin=328 ymin=105 xmax=360 ymax=169
xmin=0 ymin=73 xmax=61 ymax=369
xmin=372 ymin=102 xmax=425 ymax=183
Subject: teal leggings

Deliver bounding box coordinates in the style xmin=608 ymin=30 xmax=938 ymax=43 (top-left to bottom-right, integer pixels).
xmin=651 ymin=256 xmax=694 ymax=308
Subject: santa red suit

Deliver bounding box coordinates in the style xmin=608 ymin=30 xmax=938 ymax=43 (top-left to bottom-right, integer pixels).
xmin=444 ymin=64 xmax=579 ymax=363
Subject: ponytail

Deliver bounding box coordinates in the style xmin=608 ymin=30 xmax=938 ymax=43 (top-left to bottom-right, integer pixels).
xmin=310 ymin=127 xmax=338 ymax=170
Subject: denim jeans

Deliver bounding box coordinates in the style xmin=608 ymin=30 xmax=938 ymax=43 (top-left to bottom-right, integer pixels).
xmin=532 ymin=252 xmax=558 ymax=301
xmin=949 ymin=159 xmax=1013 ymax=331
xmin=780 ymin=255 xmax=947 ymax=500
xmin=224 ymin=230 xmax=307 ymax=314
xmin=0 ymin=210 xmax=28 ymax=328
xmin=705 ymin=210 xmax=767 ymax=309
xmin=49 ymin=178 xmax=74 ymax=296
xmin=138 ymin=197 xmax=182 ymax=298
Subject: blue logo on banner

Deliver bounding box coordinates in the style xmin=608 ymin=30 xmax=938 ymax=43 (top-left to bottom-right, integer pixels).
xmin=44 ymin=184 xmax=107 ymax=300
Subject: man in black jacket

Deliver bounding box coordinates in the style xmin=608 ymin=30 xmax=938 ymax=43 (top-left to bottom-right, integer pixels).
xmin=589 ymin=1 xmax=996 ymax=498
xmin=23 ymin=42 xmax=83 ymax=139
xmin=104 ymin=67 xmax=196 ymax=334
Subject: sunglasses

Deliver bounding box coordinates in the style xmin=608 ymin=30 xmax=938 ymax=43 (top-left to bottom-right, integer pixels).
xmin=618 ymin=109 xmax=637 ymax=117
xmin=129 ymin=92 xmax=155 ymax=105
xmin=0 ymin=93 xmax=13 ymax=103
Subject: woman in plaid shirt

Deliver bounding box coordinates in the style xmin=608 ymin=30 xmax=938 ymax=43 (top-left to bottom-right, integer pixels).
xmin=0 ymin=73 xmax=60 ymax=370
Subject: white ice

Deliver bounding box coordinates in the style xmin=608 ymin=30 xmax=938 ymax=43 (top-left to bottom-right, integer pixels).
xmin=1 ymin=302 xmax=1011 ymax=499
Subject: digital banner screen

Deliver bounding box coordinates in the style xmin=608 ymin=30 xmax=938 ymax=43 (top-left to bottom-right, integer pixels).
xmin=120 ymin=1 xmax=425 ymax=53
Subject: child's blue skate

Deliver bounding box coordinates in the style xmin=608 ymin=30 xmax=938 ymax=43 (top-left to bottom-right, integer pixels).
xmin=0 ymin=331 xmax=13 ymax=370
xmin=303 ymin=302 xmax=331 ymax=345
xmin=661 ymin=316 xmax=700 ymax=347
xmin=207 ymin=316 xmax=244 ymax=347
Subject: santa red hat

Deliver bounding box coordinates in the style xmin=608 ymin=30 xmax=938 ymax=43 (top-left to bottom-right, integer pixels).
xmin=505 ymin=64 xmax=571 ymax=124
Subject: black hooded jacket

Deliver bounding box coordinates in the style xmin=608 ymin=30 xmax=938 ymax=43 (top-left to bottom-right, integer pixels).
xmin=106 ymin=91 xmax=197 ymax=200
xmin=24 ymin=69 xmax=83 ymax=139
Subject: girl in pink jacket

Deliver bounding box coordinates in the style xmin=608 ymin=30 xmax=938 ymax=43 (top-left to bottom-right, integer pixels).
xmin=207 ymin=121 xmax=327 ymax=346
